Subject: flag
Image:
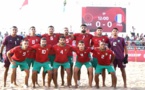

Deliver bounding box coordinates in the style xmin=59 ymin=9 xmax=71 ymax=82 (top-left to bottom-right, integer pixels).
xmin=20 ymin=0 xmax=28 ymax=10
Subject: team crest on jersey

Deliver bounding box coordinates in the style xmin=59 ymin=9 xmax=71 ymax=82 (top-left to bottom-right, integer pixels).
xmin=118 ymin=40 xmax=120 ymax=42
xmin=65 ymin=49 xmax=67 ymax=51
xmin=47 ymin=49 xmax=48 ymax=51
xmin=10 ymin=40 xmax=12 ymax=42
xmin=17 ymin=38 xmax=19 ymax=41
xmin=38 ymin=48 xmax=41 ymax=50
xmin=103 ymin=39 xmax=105 ymax=41
xmin=105 ymin=53 xmax=108 ymax=56
xmin=36 ymin=39 xmax=38 ymax=41
xmin=85 ymin=52 xmax=87 ymax=54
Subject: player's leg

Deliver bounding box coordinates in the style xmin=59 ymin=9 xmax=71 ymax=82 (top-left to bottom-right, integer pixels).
xmin=32 ymin=71 xmax=37 ymax=88
xmin=62 ymin=62 xmax=71 ymax=87
xmin=53 ymin=62 xmax=60 ymax=88
xmin=74 ymin=61 xmax=82 ymax=88
xmin=32 ymin=61 xmax=41 ymax=88
xmin=60 ymin=66 xmax=65 ymax=86
xmin=49 ymin=55 xmax=55 ymax=85
xmin=85 ymin=62 xmax=93 ymax=87
xmin=24 ymin=70 xmax=29 ymax=87
xmin=120 ymin=68 xmax=127 ymax=88
xmin=95 ymin=64 xmax=103 ymax=88
xmin=10 ymin=60 xmax=19 ymax=87
xmin=43 ymin=61 xmax=53 ymax=87
xmin=102 ymin=69 xmax=106 ymax=86
xmin=3 ymin=57 xmax=11 ymax=87
xmin=68 ymin=56 xmax=73 ymax=85
xmin=111 ymin=59 xmax=117 ymax=87
xmin=106 ymin=65 xmax=117 ymax=88
xmin=95 ymin=74 xmax=100 ymax=88
xmin=19 ymin=60 xmax=30 ymax=88
xmin=117 ymin=59 xmax=127 ymax=88
xmin=42 ymin=71 xmax=46 ymax=86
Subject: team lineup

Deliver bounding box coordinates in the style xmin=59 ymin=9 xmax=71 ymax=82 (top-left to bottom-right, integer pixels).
xmin=0 ymin=24 xmax=128 ymax=89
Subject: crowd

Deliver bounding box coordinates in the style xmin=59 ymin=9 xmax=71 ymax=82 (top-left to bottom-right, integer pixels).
xmin=0 ymin=25 xmax=128 ymax=89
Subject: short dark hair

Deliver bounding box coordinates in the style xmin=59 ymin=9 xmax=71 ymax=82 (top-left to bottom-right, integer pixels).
xmin=48 ymin=25 xmax=54 ymax=28
xmin=21 ymin=39 xmax=28 ymax=42
xmin=59 ymin=35 xmax=65 ymax=40
xmin=64 ymin=27 xmax=68 ymax=29
xmin=78 ymin=40 xmax=84 ymax=44
xmin=30 ymin=26 xmax=35 ymax=29
xmin=97 ymin=27 xmax=103 ymax=30
xmin=80 ymin=24 xmax=87 ymax=27
xmin=11 ymin=26 xmax=17 ymax=29
xmin=41 ymin=37 xmax=47 ymax=40
xmin=112 ymin=27 xmax=118 ymax=31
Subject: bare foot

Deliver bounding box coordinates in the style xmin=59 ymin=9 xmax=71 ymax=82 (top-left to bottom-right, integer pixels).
xmin=55 ymin=85 xmax=58 ymax=88
xmin=3 ymin=82 xmax=6 ymax=87
xmin=36 ymin=83 xmax=40 ymax=87
xmin=32 ymin=85 xmax=35 ymax=88
xmin=96 ymin=85 xmax=100 ymax=89
xmin=14 ymin=83 xmax=18 ymax=87
xmin=103 ymin=83 xmax=106 ymax=87
xmin=61 ymin=81 xmax=64 ymax=86
xmin=124 ymin=84 xmax=127 ymax=88
xmin=75 ymin=85 xmax=78 ymax=88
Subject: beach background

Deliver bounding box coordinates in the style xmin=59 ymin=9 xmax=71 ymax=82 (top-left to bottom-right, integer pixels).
xmin=0 ymin=62 xmax=145 ymax=90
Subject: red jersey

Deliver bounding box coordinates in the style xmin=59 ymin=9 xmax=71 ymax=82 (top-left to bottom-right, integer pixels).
xmin=91 ymin=35 xmax=109 ymax=47
xmin=92 ymin=48 xmax=115 ymax=65
xmin=32 ymin=44 xmax=51 ymax=63
xmin=10 ymin=46 xmax=31 ymax=62
xmin=73 ymin=47 xmax=92 ymax=63
xmin=42 ymin=33 xmax=61 ymax=55
xmin=53 ymin=44 xmax=72 ymax=63
xmin=65 ymin=35 xmax=73 ymax=56
xmin=74 ymin=33 xmax=93 ymax=47
xmin=25 ymin=35 xmax=41 ymax=58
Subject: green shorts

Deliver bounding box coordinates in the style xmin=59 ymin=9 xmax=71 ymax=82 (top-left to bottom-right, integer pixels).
xmin=68 ymin=56 xmax=73 ymax=65
xmin=48 ymin=55 xmax=55 ymax=66
xmin=25 ymin=58 xmax=34 ymax=68
xmin=53 ymin=61 xmax=70 ymax=69
xmin=11 ymin=60 xmax=29 ymax=71
xmin=33 ymin=61 xmax=53 ymax=73
xmin=91 ymin=57 xmax=98 ymax=69
xmin=75 ymin=61 xmax=92 ymax=69
xmin=95 ymin=64 xmax=115 ymax=74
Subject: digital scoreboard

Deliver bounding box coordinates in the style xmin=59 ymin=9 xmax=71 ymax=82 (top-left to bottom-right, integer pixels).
xmin=82 ymin=7 xmax=126 ymax=32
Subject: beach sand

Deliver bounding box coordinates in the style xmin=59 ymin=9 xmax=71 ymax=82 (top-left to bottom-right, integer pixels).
xmin=0 ymin=62 xmax=145 ymax=90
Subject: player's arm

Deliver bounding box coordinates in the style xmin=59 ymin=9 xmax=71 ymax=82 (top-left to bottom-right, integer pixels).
xmin=0 ymin=44 xmax=4 ymax=60
xmin=124 ymin=46 xmax=128 ymax=55
xmin=7 ymin=51 xmax=13 ymax=63
xmin=110 ymin=51 xmax=115 ymax=64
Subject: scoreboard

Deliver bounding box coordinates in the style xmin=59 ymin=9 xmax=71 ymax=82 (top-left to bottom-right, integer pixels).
xmin=82 ymin=7 xmax=126 ymax=32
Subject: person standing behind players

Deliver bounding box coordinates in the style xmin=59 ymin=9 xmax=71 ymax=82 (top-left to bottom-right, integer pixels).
xmin=91 ymin=27 xmax=109 ymax=86
xmin=7 ymin=39 xmax=30 ymax=88
xmin=60 ymin=27 xmax=74 ymax=86
xmin=0 ymin=26 xmax=23 ymax=87
xmin=92 ymin=41 xmax=116 ymax=89
xmin=25 ymin=26 xmax=41 ymax=86
xmin=31 ymin=37 xmax=52 ymax=88
xmin=42 ymin=25 xmax=60 ymax=85
xmin=42 ymin=25 xmax=60 ymax=66
xmin=53 ymin=35 xmax=72 ymax=88
xmin=109 ymin=28 xmax=128 ymax=88
xmin=73 ymin=40 xmax=93 ymax=88
xmin=73 ymin=24 xmax=93 ymax=85
xmin=25 ymin=26 xmax=41 ymax=68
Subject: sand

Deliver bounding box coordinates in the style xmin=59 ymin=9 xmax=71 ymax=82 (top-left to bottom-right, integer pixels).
xmin=0 ymin=62 xmax=145 ymax=90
